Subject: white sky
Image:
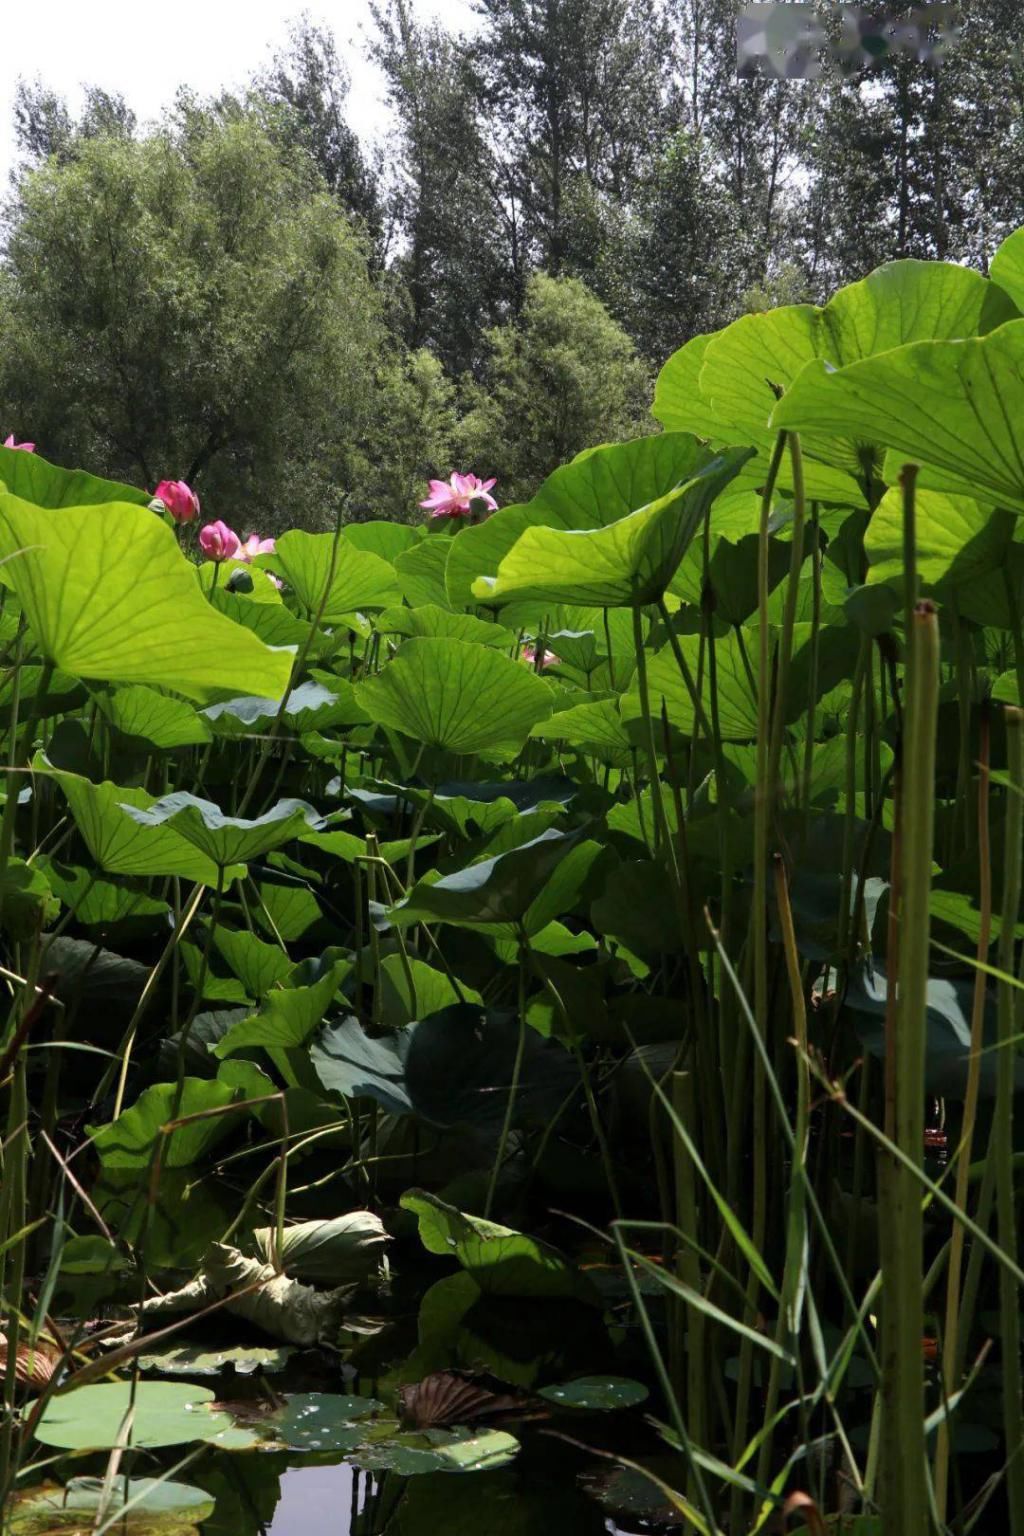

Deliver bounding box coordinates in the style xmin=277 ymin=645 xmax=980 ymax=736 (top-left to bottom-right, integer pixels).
xmin=0 ymin=0 xmax=479 ymax=180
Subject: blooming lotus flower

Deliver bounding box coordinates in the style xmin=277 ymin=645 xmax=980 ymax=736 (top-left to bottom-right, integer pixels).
xmin=198 ymin=520 xmax=241 ymax=561
xmin=419 ymin=472 xmax=498 ymax=519
xmin=521 ymin=643 xmax=560 ymax=670
xmin=3 ymin=435 xmax=34 ymax=453
xmin=237 ymin=533 xmax=276 ymax=561
xmin=153 ymin=478 xmax=200 ymax=524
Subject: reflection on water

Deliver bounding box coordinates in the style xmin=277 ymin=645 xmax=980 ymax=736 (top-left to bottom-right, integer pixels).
xmin=269 ymin=1463 xmax=355 ymax=1534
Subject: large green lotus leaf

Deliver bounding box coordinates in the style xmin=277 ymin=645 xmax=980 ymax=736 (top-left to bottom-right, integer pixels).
xmin=213 ymin=926 xmax=294 ymax=997
xmin=39 ymin=859 xmax=169 ymax=932
xmin=378 ymin=954 xmax=483 ymax=1029
xmin=202 ymin=680 xmax=368 ymax=737
xmin=376 ymin=604 xmax=509 ymax=647
xmin=35 ymin=1383 xmax=257 ymax=1451
xmin=864 ymin=489 xmax=1012 ymax=591
xmin=0 ymin=444 xmax=150 ymax=509
xmin=698 ymin=261 xmax=1014 ymax=480
xmin=990 ymin=226 xmax=1024 ymax=312
xmin=6 ymin=1476 xmax=215 ymax=1534
xmin=343 ymin=520 xmax=422 ymax=562
xmin=208 ymin=588 xmax=313 ymax=651
xmin=196 ymin=560 xmax=283 ymax=604
xmin=211 ymin=958 xmax=350 ymax=1081
xmin=539 ymin=1377 xmax=649 ymax=1411
xmin=652 ymin=332 xmax=722 ymax=438
xmin=771 ymin=321 xmax=1024 ymax=511
xmin=37 ymin=758 xmax=235 ymax=884
xmin=446 ymin=432 xmax=712 ymax=606
xmin=0 ymin=495 xmax=292 ymax=701
xmin=88 ymin=1078 xmax=243 ymax=1169
xmin=530 ymin=699 xmax=633 ymax=762
xmin=95 ymin=685 xmax=213 ymax=749
xmin=401 ymin=1190 xmax=599 ymax=1303
xmin=622 ymin=628 xmax=758 ymax=740
xmin=355 ymin=638 xmax=553 ymax=755
xmin=117 ymin=792 xmax=323 ymax=867
xmin=473 ymin=450 xmax=755 ymax=608
xmin=0 ymin=859 xmax=59 ymax=940
xmin=310 ymin=1015 xmax=412 ymax=1114
xmin=262 ymin=529 xmax=400 ymax=617
xmin=389 ymin=829 xmax=589 ymax=930
xmin=395 ymin=538 xmax=453 ymax=608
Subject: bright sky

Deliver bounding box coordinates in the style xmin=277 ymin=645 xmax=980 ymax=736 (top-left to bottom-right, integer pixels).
xmin=0 ymin=0 xmax=479 ymax=180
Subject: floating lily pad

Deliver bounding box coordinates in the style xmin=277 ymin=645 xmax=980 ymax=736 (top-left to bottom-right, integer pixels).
xmin=139 ymin=1342 xmax=295 ymax=1377
xmin=352 ymin=1422 xmax=520 ymax=1475
xmin=35 ymin=1381 xmax=259 ymax=1451
xmin=539 ymin=1376 xmax=649 ymax=1411
xmin=271 ymin=1393 xmax=383 ymax=1451
xmin=5 ymin=1477 xmax=214 ymax=1535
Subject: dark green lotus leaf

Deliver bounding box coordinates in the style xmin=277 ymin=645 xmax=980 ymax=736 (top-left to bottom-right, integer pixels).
xmin=310 ymin=1015 xmax=413 ymax=1114
xmin=35 ymin=1383 xmax=257 ymax=1451
xmin=591 ymin=860 xmax=682 ymax=956
xmin=843 ymin=962 xmax=1024 ymax=1099
xmin=389 ymin=830 xmax=599 ymax=932
xmin=353 ymin=1422 xmax=520 ymax=1475
xmin=117 ymin=792 xmax=324 ymax=866
xmin=212 ymin=925 xmax=294 ymax=997
xmin=5 ymin=1476 xmax=215 ymax=1535
xmin=539 ymin=1376 xmax=649 ymax=1410
xmin=0 ymin=858 xmax=59 ymax=939
xmin=252 ymin=1214 xmax=389 ymax=1283
xmin=401 ymin=1190 xmax=599 ymax=1304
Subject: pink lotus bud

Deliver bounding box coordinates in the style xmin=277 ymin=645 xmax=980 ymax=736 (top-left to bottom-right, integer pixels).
xmin=419 ymin=472 xmax=498 ymax=519
xmin=3 ymin=435 xmax=35 ymax=453
xmin=153 ymin=478 xmax=200 ymax=524
xmin=198 ymin=520 xmax=241 ymax=561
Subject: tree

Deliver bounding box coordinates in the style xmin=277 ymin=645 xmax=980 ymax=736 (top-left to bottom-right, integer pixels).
xmin=252 ymin=15 xmax=381 ymax=243
xmin=0 ymin=106 xmax=384 ymax=532
xmin=11 ymin=80 xmax=136 ymax=173
xmin=458 ymin=272 xmax=650 ymax=503
xmin=349 ymin=348 xmax=459 ymax=523
xmin=370 ymin=0 xmax=509 ymax=376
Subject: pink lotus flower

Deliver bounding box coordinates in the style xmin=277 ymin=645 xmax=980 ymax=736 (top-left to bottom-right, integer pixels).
xmin=198 ymin=520 xmax=241 ymax=561
xmin=419 ymin=472 xmax=498 ymax=519
xmin=153 ymin=478 xmax=200 ymax=524
xmin=236 ymin=532 xmax=276 ymax=561
xmin=521 ymin=643 xmax=560 ymax=670
xmin=3 ymin=435 xmax=35 ymax=453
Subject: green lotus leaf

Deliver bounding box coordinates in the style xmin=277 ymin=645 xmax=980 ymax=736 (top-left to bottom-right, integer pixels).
xmin=0 ymin=495 xmax=292 ymax=701
xmin=94 ymin=685 xmax=213 ymax=749
xmin=5 ymin=1475 xmax=215 ymax=1535
xmin=0 ymin=859 xmax=59 ymax=939
xmin=389 ymin=829 xmax=598 ymax=932
xmin=37 ymin=758 xmax=238 ymax=884
xmin=529 ymin=699 xmax=633 ymax=762
xmin=201 ymin=680 xmax=367 ymax=737
xmin=401 ymin=1190 xmax=599 ymax=1303
xmin=353 ymin=1423 xmax=520 ymax=1476
xmin=376 ymin=604 xmax=510 ymax=646
xmin=446 ymin=431 xmax=713 ymax=606
xmin=34 ymin=1382 xmax=257 ymax=1451
xmin=251 ymin=1214 xmax=389 ymax=1284
xmin=139 ymin=1342 xmax=294 ymax=1377
xmin=990 ymin=224 xmax=1024 ymax=311
xmin=211 ymin=956 xmax=350 ymax=1083
xmin=864 ymin=489 xmax=1012 ymax=592
xmin=212 ymin=926 xmax=294 ymax=997
xmin=355 ymin=638 xmax=554 ymax=755
xmin=261 ymin=529 xmax=400 ymax=617
xmin=0 ymin=443 xmax=151 ymax=509
xmin=38 ymin=860 xmax=170 ymax=933
xmin=117 ymin=792 xmax=324 ymax=867
xmin=771 ymin=321 xmax=1024 ymax=511
xmin=473 ymin=450 xmax=754 ymax=609
xmin=395 ymin=537 xmax=453 ymax=608
xmin=343 ymin=520 xmax=423 ymax=561
xmin=88 ymin=1078 xmax=244 ymax=1169
xmin=539 ymin=1377 xmax=649 ymax=1410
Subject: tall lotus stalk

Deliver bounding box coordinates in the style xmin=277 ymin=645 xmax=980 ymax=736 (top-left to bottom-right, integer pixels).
xmin=996 ymin=707 xmax=1024 ymax=1531
xmin=879 ymin=597 xmax=939 ymax=1531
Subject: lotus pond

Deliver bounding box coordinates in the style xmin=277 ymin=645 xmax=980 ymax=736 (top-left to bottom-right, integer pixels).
xmin=7 ymin=229 xmax=1024 ymax=1535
